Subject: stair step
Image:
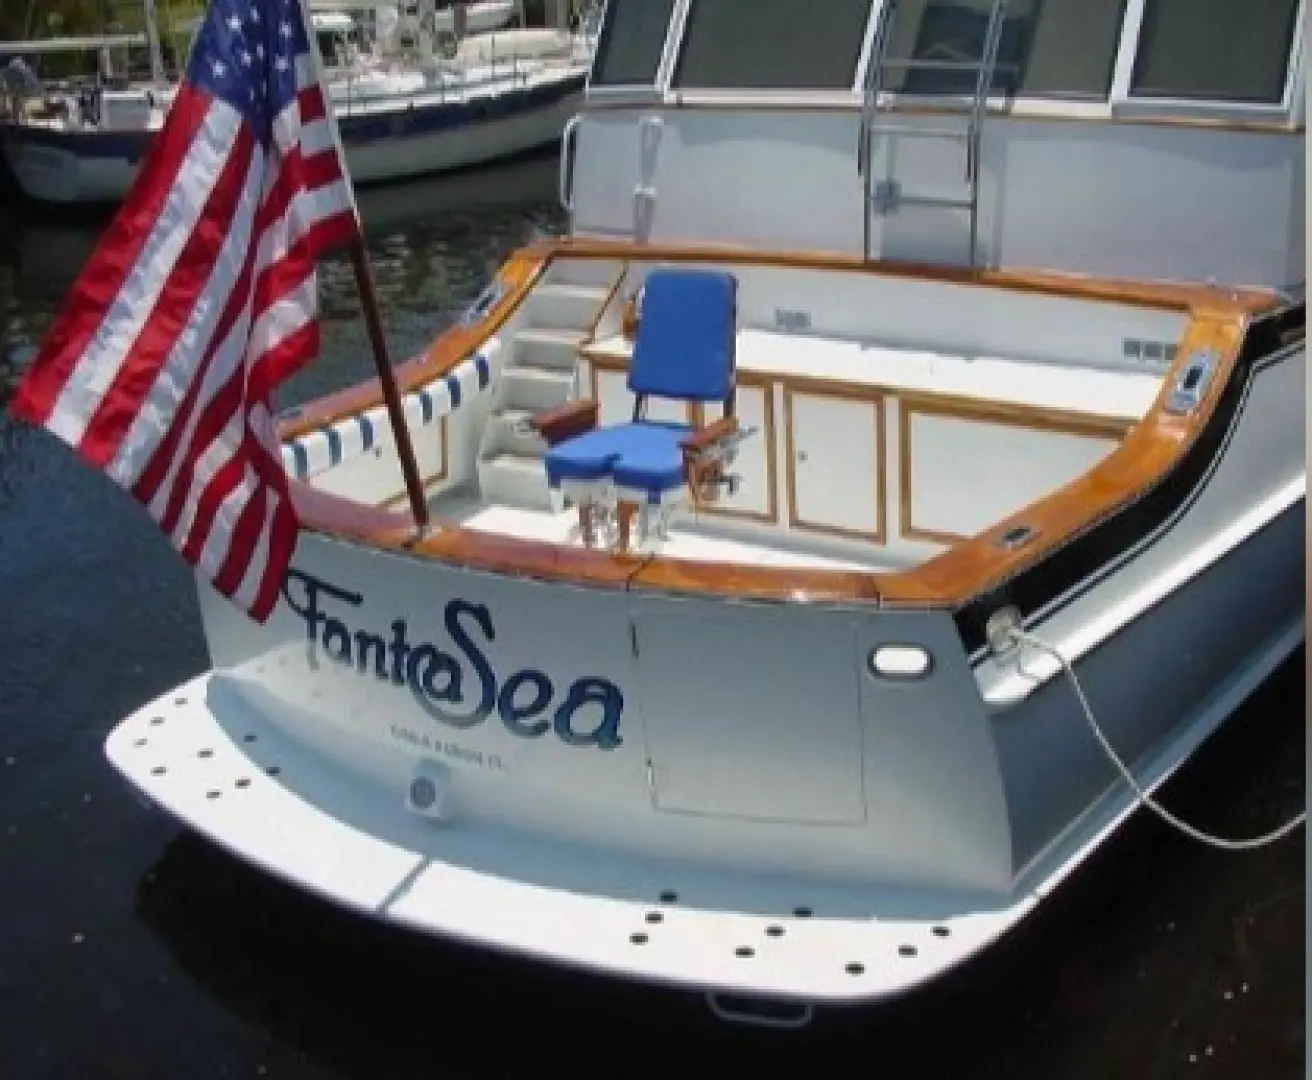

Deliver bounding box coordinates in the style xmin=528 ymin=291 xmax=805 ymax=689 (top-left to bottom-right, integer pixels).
xmin=546 ymin=257 xmax=624 ymax=290
xmin=529 ymin=282 xmax=613 ymax=330
xmin=866 ymin=124 xmax=970 ymax=140
xmin=514 ymin=326 xmax=588 ymax=371
xmin=477 ymin=450 xmax=552 ymax=511
xmin=500 ymin=364 xmax=576 ymax=411
xmin=490 ymin=407 xmax=547 ymax=456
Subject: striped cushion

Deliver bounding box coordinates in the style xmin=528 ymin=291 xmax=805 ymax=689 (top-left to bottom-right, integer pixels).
xmin=281 ymin=342 xmax=496 ymax=481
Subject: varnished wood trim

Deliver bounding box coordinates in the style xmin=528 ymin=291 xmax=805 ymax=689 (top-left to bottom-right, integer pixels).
xmin=582 ymin=95 xmax=1304 ymax=135
xmin=292 ymin=484 xmax=646 ymax=585
xmin=380 ymin=470 xmax=444 ymax=511
xmin=277 ymin=249 xmax=546 ymax=442
xmin=897 ymin=392 xmax=1137 ymax=441
xmin=898 ymin=396 xmax=1128 ymax=546
xmin=586 ymin=353 xmax=606 ymax=406
xmin=379 ymin=418 xmax=449 ymax=509
xmin=906 ymin=311 xmax=1248 ymax=603
xmin=532 ymin=238 xmax=1279 ymax=315
xmin=783 ymin=384 xmax=886 ymax=545
xmin=880 ymin=101 xmax=1304 ymax=135
xmin=694 ymin=373 xmax=779 ymax=525
xmin=897 ymin=397 xmax=968 ymax=547
xmin=291 ymin=304 xmax=1249 ymax=605
xmin=780 ymin=372 xmax=1146 ymax=431
xmin=582 ymin=263 xmax=630 ymax=346
xmin=589 ymin=355 xmax=694 ymax=425
xmin=293 ymin=483 xmax=416 ymax=543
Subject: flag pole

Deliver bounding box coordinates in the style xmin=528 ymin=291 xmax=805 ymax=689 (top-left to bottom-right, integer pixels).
xmin=348 ymin=239 xmax=431 ymax=529
xmin=296 ymin=0 xmax=429 ymax=530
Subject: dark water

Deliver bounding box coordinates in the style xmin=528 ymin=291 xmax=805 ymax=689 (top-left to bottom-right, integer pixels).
xmin=0 ymin=154 xmax=1304 ymax=1080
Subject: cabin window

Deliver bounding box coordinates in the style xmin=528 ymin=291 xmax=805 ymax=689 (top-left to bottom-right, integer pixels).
xmin=671 ymin=0 xmax=874 ymax=91
xmin=878 ymin=0 xmax=1128 ymax=99
xmin=589 ymin=0 xmax=678 ymax=88
xmin=1128 ymin=0 xmax=1300 ymax=104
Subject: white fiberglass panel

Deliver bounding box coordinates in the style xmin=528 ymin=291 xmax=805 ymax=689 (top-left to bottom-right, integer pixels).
xmin=633 ymin=597 xmax=867 ymax=825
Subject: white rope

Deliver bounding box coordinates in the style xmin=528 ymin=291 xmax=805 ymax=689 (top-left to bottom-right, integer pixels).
xmin=1007 ymin=627 xmax=1306 ymax=851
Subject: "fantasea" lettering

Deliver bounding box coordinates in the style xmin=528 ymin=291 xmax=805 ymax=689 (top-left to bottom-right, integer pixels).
xmin=281 ymin=568 xmax=624 ymax=751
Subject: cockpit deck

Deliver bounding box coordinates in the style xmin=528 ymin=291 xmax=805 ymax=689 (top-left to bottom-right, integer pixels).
xmin=427 ymin=493 xmax=903 ymax=573
xmin=279 ymin=241 xmax=1278 ymax=598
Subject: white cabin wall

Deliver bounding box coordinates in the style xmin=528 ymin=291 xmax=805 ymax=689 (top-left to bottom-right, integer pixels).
xmin=986 ymin=118 xmax=1302 ymax=290
xmin=571 ymin=108 xmax=866 ymax=253
xmin=568 ymin=107 xmax=1303 ymax=291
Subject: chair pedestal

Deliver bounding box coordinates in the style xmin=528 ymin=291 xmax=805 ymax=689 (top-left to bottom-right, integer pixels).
xmin=561 ymin=489 xmax=681 ymax=554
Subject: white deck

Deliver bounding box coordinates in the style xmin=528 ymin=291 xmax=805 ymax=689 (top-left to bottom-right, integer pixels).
xmin=108 ymin=621 xmax=1298 ymax=1009
xmin=105 ymin=673 xmax=1031 ymax=1005
xmin=430 ymin=494 xmax=910 ymax=572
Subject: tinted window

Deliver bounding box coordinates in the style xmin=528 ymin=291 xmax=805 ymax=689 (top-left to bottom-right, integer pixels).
xmin=1129 ymin=0 xmax=1298 ymax=103
xmin=672 ymin=0 xmax=874 ymax=91
xmin=590 ymin=0 xmax=677 ymax=87
xmin=880 ymin=0 xmax=1128 ymax=99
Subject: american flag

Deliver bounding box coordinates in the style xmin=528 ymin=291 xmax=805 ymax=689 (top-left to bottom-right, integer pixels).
xmin=10 ymin=0 xmax=357 ymax=622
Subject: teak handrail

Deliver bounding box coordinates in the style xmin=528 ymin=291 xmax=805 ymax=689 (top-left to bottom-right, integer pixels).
xmin=285 ymin=239 xmax=1290 ymax=610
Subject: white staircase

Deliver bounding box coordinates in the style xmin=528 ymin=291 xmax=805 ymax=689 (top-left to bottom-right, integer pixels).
xmin=476 ymin=259 xmax=624 ymax=510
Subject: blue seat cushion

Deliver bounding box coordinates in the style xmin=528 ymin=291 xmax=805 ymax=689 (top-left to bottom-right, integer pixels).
xmin=544 ymin=422 xmax=692 ymax=498
xmin=629 ymin=269 xmax=737 ymax=403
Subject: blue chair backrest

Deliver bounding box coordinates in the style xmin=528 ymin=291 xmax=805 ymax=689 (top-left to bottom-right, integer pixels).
xmin=627 ymin=269 xmax=738 ymax=404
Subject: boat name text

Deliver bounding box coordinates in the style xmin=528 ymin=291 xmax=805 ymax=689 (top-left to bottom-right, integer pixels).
xmin=282 ymin=569 xmax=624 ymax=751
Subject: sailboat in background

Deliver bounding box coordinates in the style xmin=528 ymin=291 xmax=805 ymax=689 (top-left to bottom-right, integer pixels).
xmin=0 ymin=0 xmax=596 ymax=205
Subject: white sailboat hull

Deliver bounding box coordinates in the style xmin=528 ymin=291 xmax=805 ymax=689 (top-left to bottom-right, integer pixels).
xmin=0 ymin=70 xmax=583 ymax=205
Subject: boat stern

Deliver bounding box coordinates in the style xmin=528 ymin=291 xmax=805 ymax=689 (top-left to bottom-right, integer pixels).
xmin=106 ymin=528 xmax=1026 ymax=1006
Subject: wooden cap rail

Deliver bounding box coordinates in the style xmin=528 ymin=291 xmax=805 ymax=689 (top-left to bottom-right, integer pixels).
xmin=285 ymin=239 xmax=1287 ymax=610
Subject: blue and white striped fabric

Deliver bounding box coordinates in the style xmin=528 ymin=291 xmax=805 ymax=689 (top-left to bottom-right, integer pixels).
xmin=280 ymin=341 xmax=498 ymax=482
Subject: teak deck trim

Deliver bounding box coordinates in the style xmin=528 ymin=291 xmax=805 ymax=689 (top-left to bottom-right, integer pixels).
xmin=285 ymin=239 xmax=1283 ymax=609
xmin=277 ymin=249 xmax=546 ymax=441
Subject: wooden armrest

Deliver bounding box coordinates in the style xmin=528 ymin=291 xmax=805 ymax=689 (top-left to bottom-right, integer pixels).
xmin=530 ymin=399 xmax=599 ymax=446
xmin=679 ymin=415 xmax=738 ymax=455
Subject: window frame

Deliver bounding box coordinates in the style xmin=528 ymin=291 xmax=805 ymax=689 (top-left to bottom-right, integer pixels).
xmin=583 ymin=0 xmax=682 ymax=103
xmin=580 ymin=0 xmax=1306 ymax=128
xmin=650 ymin=0 xmax=879 ymax=106
xmin=1107 ymin=0 xmax=1307 ymax=122
xmin=862 ymin=0 xmax=1137 ymax=115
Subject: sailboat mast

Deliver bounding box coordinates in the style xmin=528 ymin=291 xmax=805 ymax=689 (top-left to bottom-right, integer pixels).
xmin=141 ymin=0 xmax=167 ymax=84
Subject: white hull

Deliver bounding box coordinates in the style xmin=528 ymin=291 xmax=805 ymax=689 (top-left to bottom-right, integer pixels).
xmin=107 ymin=544 xmax=1303 ymax=1008
xmin=308 ymin=0 xmax=518 ymax=35
xmin=338 ymin=81 xmax=581 ymax=186
xmin=102 ymin=248 xmax=1306 ymax=1013
xmin=0 ymin=72 xmax=583 ymax=205
xmin=106 ymin=496 xmax=1304 ymax=1008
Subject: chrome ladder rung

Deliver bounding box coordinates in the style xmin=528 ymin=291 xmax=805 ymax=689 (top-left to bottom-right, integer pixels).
xmin=876 ymin=57 xmax=990 ymax=72
xmin=895 ymin=193 xmax=975 ymax=210
xmin=859 ymin=0 xmax=1009 ymax=268
xmin=865 ymin=124 xmax=970 ymax=140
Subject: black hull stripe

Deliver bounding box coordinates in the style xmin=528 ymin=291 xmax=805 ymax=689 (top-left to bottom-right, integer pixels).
xmin=953 ymin=303 xmax=1306 ymax=656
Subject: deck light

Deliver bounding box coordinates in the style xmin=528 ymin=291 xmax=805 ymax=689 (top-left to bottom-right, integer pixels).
xmin=868 ymin=645 xmax=934 ymax=680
